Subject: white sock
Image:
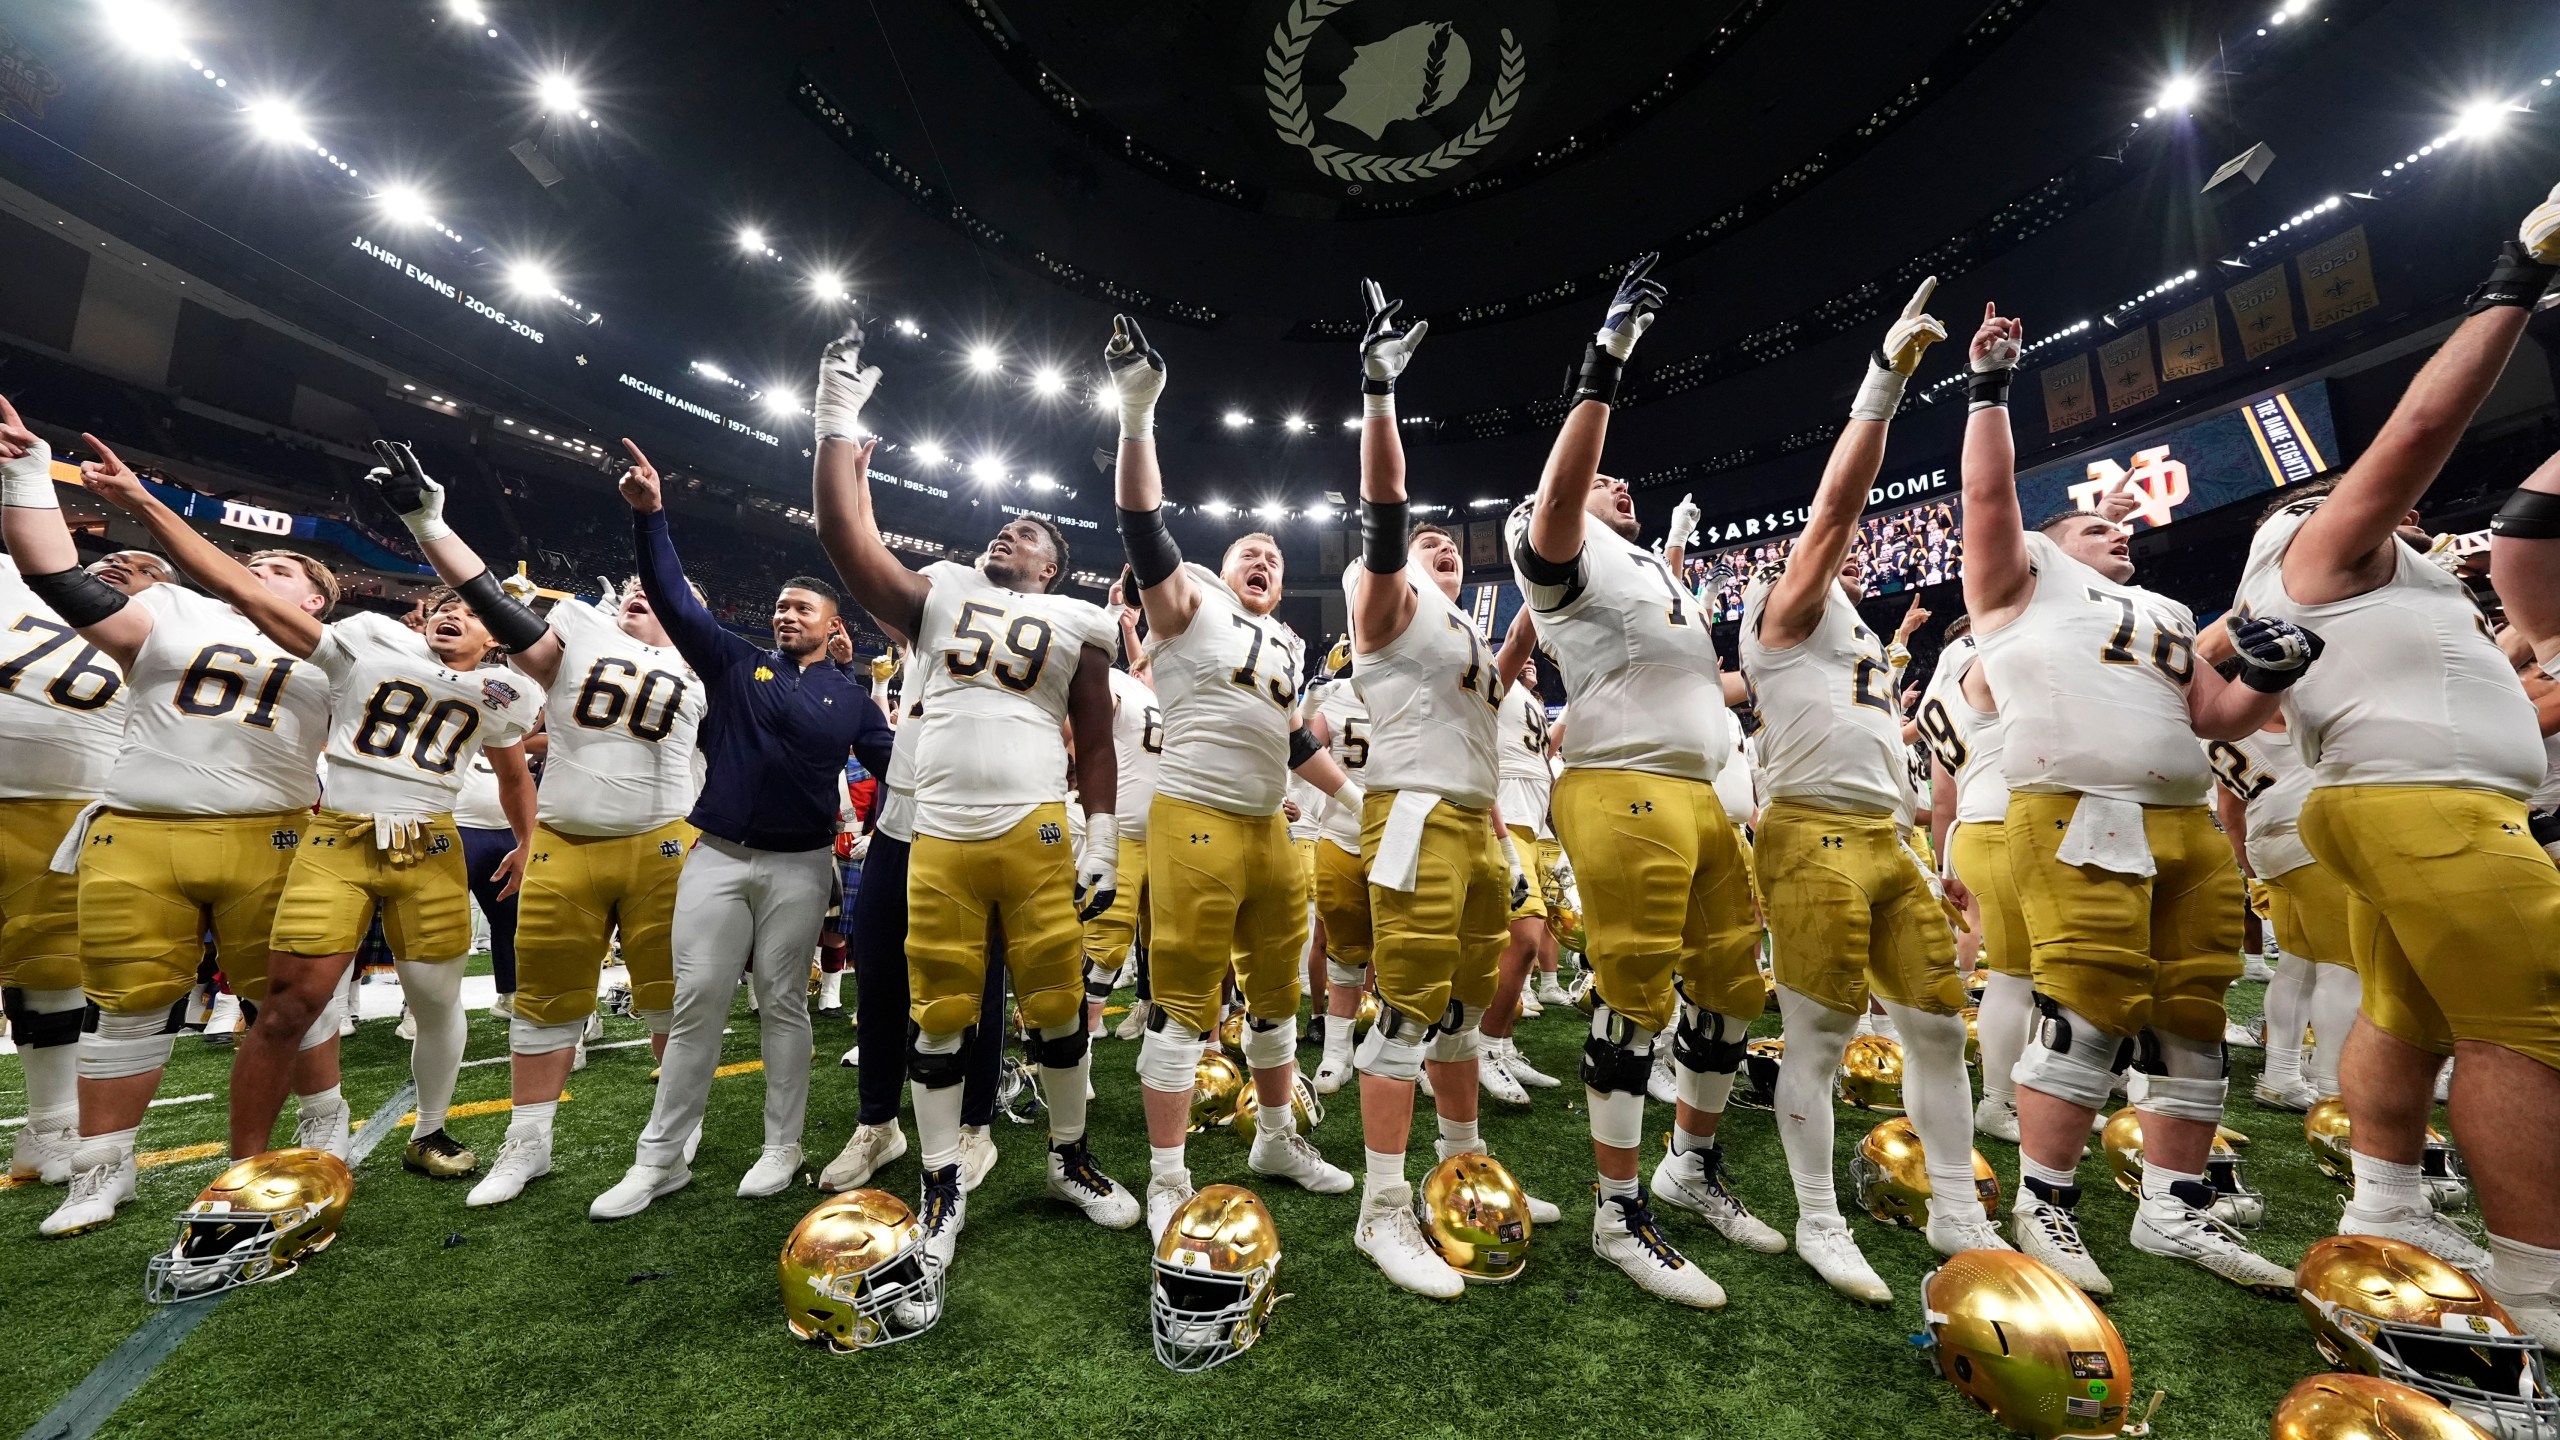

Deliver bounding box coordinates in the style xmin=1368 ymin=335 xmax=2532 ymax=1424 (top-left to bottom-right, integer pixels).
xmin=1321 ymin=1021 xmax=1354 ymax=1064
xmin=1150 ymin=1144 xmax=1188 ymax=1182
xmin=1673 ymin=1122 xmax=1717 ymax=1157
xmin=1437 ymin=1115 xmax=1480 ymax=1155
xmin=2487 ymin=1232 xmax=2560 ymax=1301
xmin=1362 ymin=1147 xmax=1406 ymax=1204
xmin=1884 ymin=1001 xmax=1980 ymax=1227
xmin=2258 ymin=953 xmax=2312 ymax=1087
xmin=299 ymin=1082 xmax=344 ymax=1113
xmin=2139 ymin=1160 xmax=2206 ymax=1212
xmin=510 ymin=1099 xmax=557 ymax=1138
xmin=1256 ymin=1098 xmax=1297 ymax=1143
xmin=2018 ymin=1150 xmax=2080 ymax=1210
xmin=817 ymin=969 xmax=842 ymax=1010
xmin=1037 ymin=1026 xmax=1089 ymax=1145
xmin=1597 ymin=1171 xmax=1639 ymax=1202
xmin=1775 ymin=987 xmax=1858 ymax=1223
xmin=2345 ymin=1150 xmax=2427 ymax=1216
xmin=2303 ymin=962 xmax=2359 ymax=1096
xmin=395 ymin=958 xmax=468 ymax=1135
xmin=1976 ymin=972 xmax=2035 ymax=1107
xmin=72 ymin=1126 xmax=138 ymax=1170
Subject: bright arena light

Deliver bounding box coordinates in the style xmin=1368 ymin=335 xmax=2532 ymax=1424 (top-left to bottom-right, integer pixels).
xmin=1031 ymin=367 xmax=1067 ymax=397
xmin=969 ymin=456 xmax=1006 ymax=485
xmin=1283 ymin=414 xmax=1306 ymax=431
xmin=736 ymin=226 xmax=765 ymax=253
xmin=810 ymin=272 xmax=849 ymax=302
xmin=966 ymin=345 xmax=1003 ymax=376
xmin=2452 ymin=99 xmax=2512 ymax=142
xmin=99 ymin=0 xmax=189 ymax=60
xmin=1252 ymin=502 xmax=1287 ymax=521
xmin=536 ymin=72 xmax=583 ymax=114
xmin=449 ymin=0 xmax=489 ymax=23
xmin=2157 ymin=75 xmax=2200 ymax=112
xmin=1222 ymin=409 xmax=1250 ymax=428
xmin=1028 ymin=472 xmax=1058 ymax=492
xmin=1201 ymin=499 xmax=1236 ymax=518
xmin=761 ymin=392 xmax=802 ymax=419
xmin=911 ymin=441 xmax=947 ymax=466
xmin=243 ymin=98 xmax=306 ymax=145
xmin=376 ymin=184 xmax=433 ymax=226
xmin=505 ymin=260 xmax=556 ymax=297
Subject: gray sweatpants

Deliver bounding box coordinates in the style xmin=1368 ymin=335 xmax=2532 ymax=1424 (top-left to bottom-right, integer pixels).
xmin=634 ymin=836 xmax=834 ymax=1168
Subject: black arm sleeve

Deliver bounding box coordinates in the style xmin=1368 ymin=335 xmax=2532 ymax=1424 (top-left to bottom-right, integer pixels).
xmin=24 ymin=567 xmax=129 ymax=627
xmin=2492 ymin=486 xmax=2560 ymax=539
xmin=1288 ymin=724 xmax=1323 ymax=770
xmin=1116 ymin=506 xmax=1185 ymax=588
xmin=454 ymin=570 xmax=551 ymax=653
xmin=1360 ymin=498 xmax=1408 ymax=574
xmin=1511 ymin=530 xmax=1579 ymax=587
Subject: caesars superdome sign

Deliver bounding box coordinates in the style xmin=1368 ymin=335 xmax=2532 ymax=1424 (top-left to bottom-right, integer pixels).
xmin=1262 ymin=0 xmax=1532 ymax=190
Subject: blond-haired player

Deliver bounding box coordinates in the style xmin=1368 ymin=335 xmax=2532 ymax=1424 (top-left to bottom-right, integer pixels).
xmin=2 ymin=422 xmax=336 ymax=1237
xmin=1100 ymin=316 xmax=1358 ymax=1239
xmin=367 ymin=441 xmax=708 ymax=1207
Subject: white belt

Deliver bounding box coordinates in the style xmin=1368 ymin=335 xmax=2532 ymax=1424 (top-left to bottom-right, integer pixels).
xmin=1369 ymin=790 xmax=1443 ymax=893
xmin=45 ymin=800 xmax=108 ymax=874
xmin=2055 ymin=794 xmax=2155 ymax=877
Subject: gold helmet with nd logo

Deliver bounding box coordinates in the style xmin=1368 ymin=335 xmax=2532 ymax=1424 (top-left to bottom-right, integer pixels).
xmin=1849 ymin=1118 xmax=1996 ymax=1231
xmin=2296 ymin=1234 xmax=2559 ymax=1439
xmin=144 ymin=1149 xmax=355 ymax=1303
xmin=1416 ymin=1151 xmax=1534 ymax=1283
xmin=1922 ymin=1249 xmax=2138 ymax=1439
xmin=1150 ymin=1184 xmax=1282 ymax=1373
xmin=779 ymin=1189 xmax=942 ymax=1353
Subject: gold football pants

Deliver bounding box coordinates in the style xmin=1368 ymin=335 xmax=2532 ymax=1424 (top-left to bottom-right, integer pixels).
xmin=79 ymin=808 xmax=307 ymax=1011
xmin=1948 ymin=819 xmax=2033 ymax=980
xmin=2003 ymin=793 xmax=2243 ymax=1042
xmin=1757 ymin=799 xmax=1962 ymax=1016
xmin=1550 ymin=767 xmax=1762 ymax=1033
xmin=1362 ymin=791 xmax=1503 ymax=1028
xmin=906 ymin=803 xmax=1083 ymax=1035
xmin=511 ymin=819 xmax=695 ymax=1026
xmin=1146 ymin=794 xmax=1307 ymax=1036
xmin=269 ymin=809 xmax=473 ymax=965
xmin=0 ymin=797 xmax=92 ymax=992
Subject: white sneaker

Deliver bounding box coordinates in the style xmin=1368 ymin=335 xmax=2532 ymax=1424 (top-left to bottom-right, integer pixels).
xmin=2253 ymin=1076 xmax=2322 ymax=1112
xmin=1146 ymin=1171 xmax=1194 ymax=1244
xmin=1973 ymin=1093 xmax=2020 ymax=1143
xmin=1249 ymin=1124 xmax=1353 ymax=1193
xmin=39 ymin=1148 xmax=137 ymax=1237
xmin=1493 ymin=1037 xmax=1560 ymax=1089
xmin=1112 ymin=1000 xmax=1150 ymax=1042
xmin=1647 ymin=1048 xmax=1678 ymax=1106
xmin=1355 ymin=1187 xmax=1464 ymax=1299
xmin=1313 ymin=1046 xmax=1354 ymax=1096
xmin=203 ymin=992 xmax=241 ymax=1046
xmin=2434 ymin=1061 xmax=2453 ymax=1104
xmin=1593 ymin=1190 xmax=1726 ymax=1309
xmin=1797 ymin=1215 xmax=1892 ymax=1303
xmin=584 ymin=1011 xmax=604 ymax=1041
xmin=1479 ymin=1052 xmax=1531 ymax=1105
xmin=2013 ymin=1187 xmax=2114 ymax=1298
xmin=490 ymin=992 xmax=518 ymax=1022
xmin=2129 ymin=1191 xmax=2295 ymax=1296
xmin=2482 ymin=1286 xmax=2560 ymax=1351
xmin=1517 ymin=988 xmax=1543 ymax=1018
xmin=819 ymin=1122 xmax=908 ymax=1192
xmin=7 ymin=1113 xmax=75 ymax=1185
xmin=1649 ymin=1144 xmax=1787 ymax=1253
xmin=916 ymin=1164 xmax=966 ymax=1276
xmin=838 ymin=1045 xmax=860 ymax=1068
xmin=337 ymin=1007 xmax=357 ymax=1039
xmin=397 ymin=1007 xmax=417 ymax=1041
xmin=1045 ymin=1140 xmax=1139 ymax=1229
xmin=588 ymin=1162 xmax=691 ymax=1221
xmin=571 ymin=1039 xmax=588 ymax=1073
xmin=682 ymin=1122 xmax=702 ymax=1166
xmin=737 ymin=1144 xmax=802 ymax=1198
xmin=2240 ymin=952 xmax=2277 ymax=983
xmin=1924 ymin=1207 xmax=2015 ymax=1257
xmin=957 ymin=1125 xmax=998 ymax=1193
xmin=295 ymin=1093 xmax=353 ymax=1162
xmin=2223 ymin=1018 xmax=2263 ymax=1050
xmin=467 ymin=1132 xmax=553 ymax=1208
xmin=1536 ymin=974 xmax=1572 ymax=1007
xmin=2341 ymin=1202 xmax=2492 ymax=1274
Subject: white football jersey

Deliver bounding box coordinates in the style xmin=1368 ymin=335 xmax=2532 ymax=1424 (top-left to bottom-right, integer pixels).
xmin=1976 ymin=531 xmax=2212 ymax=807
xmin=2204 ymin=727 xmax=2315 ymax=878
xmin=2236 ymin=505 xmax=2543 ymax=799
xmin=1509 ymin=515 xmax=1733 ymax=784
xmin=1342 ymin=561 xmax=1502 ymax=810
xmin=1108 ymin=665 xmax=1160 ymax=842
xmin=1711 ymin=727 xmax=1757 ymax=826
xmin=451 ymin=752 xmax=510 ymax=830
xmin=535 ymin=600 xmax=704 ymax=837
xmin=1316 ymin=680 xmax=1370 ymax=854
xmin=103 ymin=584 xmax=330 ymax=816
xmin=909 ymin=561 xmax=1115 ymax=842
xmin=2537 ymin=665 xmax=2560 ymax=811
xmin=875 ymin=703 xmax=920 ymax=846
xmin=0 ymin=555 xmax=128 ymax=802
xmin=1146 ymin=564 xmax=1302 ymax=817
xmin=1916 ymin=635 xmax=2009 ymax=825
xmin=1495 ymin=682 xmax=1554 ymax=837
xmin=1740 ymin=578 xmax=1908 ymax=815
xmin=314 ymin=611 xmax=542 ymax=817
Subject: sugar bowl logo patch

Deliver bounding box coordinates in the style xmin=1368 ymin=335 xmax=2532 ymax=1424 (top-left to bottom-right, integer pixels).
xmin=1265 ymin=0 xmax=1524 ymax=187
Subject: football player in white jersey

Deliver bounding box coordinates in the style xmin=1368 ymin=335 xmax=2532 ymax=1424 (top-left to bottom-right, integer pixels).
xmin=1303 ymin=654 xmax=1373 ymax=1094
xmin=1959 ymin=301 xmax=2310 ymax=1298
xmin=81 ymin=445 xmax=541 ymax=1183
xmin=1481 ymin=635 xmax=1562 ymax=1100
xmin=1739 ymin=278 xmax=2008 ymax=1302
xmin=1 ymin=423 xmax=337 ymax=1236
xmin=809 ymin=330 xmax=1142 ymax=1282
xmin=364 ymin=445 xmax=710 ymax=1207
xmin=2251 ymin=188 xmax=2560 ymax=1343
xmin=1081 ymin=596 xmax=1157 ymax=1043
xmin=1100 ymin=315 xmax=1360 ymax=1237
xmin=1512 ymin=257 xmax=1780 ymax=1306
xmin=0 ymin=531 xmax=131 ymax=1187
xmin=1341 ymin=279 xmax=1557 ymax=1299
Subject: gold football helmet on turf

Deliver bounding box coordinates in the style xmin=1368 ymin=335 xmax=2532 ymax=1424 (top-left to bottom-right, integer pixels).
xmin=1924 ymin=1250 xmax=2136 ymax=1439
xmin=2098 ymin=1107 xmax=2266 ymax=1228
xmin=2271 ymin=1373 xmax=2497 ymax=1440
xmin=1734 ymin=1037 xmax=1785 ymax=1110
xmin=2304 ymin=1099 xmax=2471 ymax=1209
xmin=1849 ymin=1118 xmax=1997 ymax=1230
xmin=1218 ymin=1011 xmax=1247 ymax=1054
xmin=144 ymin=1148 xmax=354 ymax=1303
xmin=1417 ymin=1151 xmax=1533 ymax=1282
xmin=1151 ymin=1184 xmax=1281 ymax=1373
xmin=1190 ymin=1051 xmax=1246 ymax=1132
xmin=1839 ymin=1034 xmax=1905 ymax=1112
xmin=779 ymin=1189 xmax=941 ymax=1352
xmin=1226 ymin=1072 xmax=1324 ymax=1142
xmin=2298 ymin=1235 xmax=2558 ymax=1439
xmin=1351 ymin=990 xmax=1381 ymax=1043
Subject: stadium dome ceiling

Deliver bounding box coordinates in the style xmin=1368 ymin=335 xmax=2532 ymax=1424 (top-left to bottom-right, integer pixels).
xmin=6 ymin=0 xmax=2558 ymax=528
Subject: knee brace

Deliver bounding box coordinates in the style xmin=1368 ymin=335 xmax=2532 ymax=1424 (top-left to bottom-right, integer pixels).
xmin=1026 ymin=1021 xmax=1090 ymax=1070
xmin=512 ymin=1015 xmax=587 ymax=1056
xmin=1083 ymin=957 xmax=1120 ymax=1003
xmin=1241 ymin=1013 xmax=1299 ymax=1071
xmin=1421 ymin=1001 xmax=1483 ymax=1065
xmin=1671 ymin=997 xmax=1752 ymax=1075
xmin=78 ymin=1004 xmax=183 ymax=1080
xmin=1325 ymin=957 xmax=1366 ymax=990
xmin=4 ymin=986 xmax=84 ymax=1049
xmin=1354 ymin=1003 xmax=1426 ymax=1083
xmin=299 ymin=996 xmax=346 ymax=1051
xmin=2133 ymin=1027 xmax=2229 ymax=1123
xmin=2010 ymin=996 xmax=2133 ymax=1111
xmin=1137 ymin=1024 xmax=1207 ymax=1093
xmin=1579 ymin=1002 xmax=1658 ymax=1097
xmin=908 ymin=1024 xmax=972 ymax=1090
xmin=639 ymin=1007 xmax=673 ymax=1036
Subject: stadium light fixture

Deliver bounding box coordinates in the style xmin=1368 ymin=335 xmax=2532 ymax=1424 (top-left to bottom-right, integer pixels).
xmin=1341 ymin=416 xmax=1360 ymax=430
xmin=1201 ymin=499 xmax=1235 ymax=517
xmin=504 ymin=260 xmax=556 ymax=297
xmin=1028 ymin=472 xmax=1058 ymax=492
xmin=1306 ymin=502 xmax=1337 ymax=523
xmin=2156 ymin=75 xmax=2200 ymax=113
xmin=810 ymin=272 xmax=849 ymax=303
xmin=243 ymin=98 xmax=307 ymax=146
xmin=761 ymin=391 xmax=803 ymax=419
xmin=911 ymin=441 xmax=947 ymax=466
xmin=736 ymin=226 xmax=765 ymax=254
xmin=966 ymin=344 xmax=1003 ymax=376
xmin=376 ymin=184 xmax=434 ymax=227
xmin=2451 ymin=99 xmax=2514 ymax=142
xmin=1283 ymin=414 xmax=1306 ymax=432
xmin=449 ymin=1 xmax=489 ymax=24
xmin=1222 ymin=410 xmax=1250 ymax=428
xmin=893 ymin=318 xmax=922 ymax=336
xmin=1252 ymin=501 xmax=1287 ymax=521
xmin=536 ymin=72 xmax=583 ymax=114
xmin=969 ymin=456 xmax=1006 ymax=486
xmin=1031 ymin=366 xmax=1068 ymax=398
xmin=99 ymin=0 xmax=189 ymax=61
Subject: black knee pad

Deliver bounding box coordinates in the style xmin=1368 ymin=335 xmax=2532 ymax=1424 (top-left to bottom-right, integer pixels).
xmin=1131 ymin=939 xmax=1151 ymax=1001
xmin=906 ymin=1022 xmax=974 ymax=1090
xmin=2034 ymin=994 xmax=2133 ymax=1073
xmin=1025 ymin=1024 xmax=1089 ymax=1069
xmin=1673 ymin=1006 xmax=1748 ymax=1075
xmin=0 ymin=986 xmax=79 ymax=1047
xmin=1579 ymin=1009 xmax=1654 ymax=1097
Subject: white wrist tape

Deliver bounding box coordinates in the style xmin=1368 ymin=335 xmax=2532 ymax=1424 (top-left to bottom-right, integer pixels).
xmin=1 ymin=439 xmax=57 ymax=509
xmin=1849 ymin=360 xmax=1909 ymax=423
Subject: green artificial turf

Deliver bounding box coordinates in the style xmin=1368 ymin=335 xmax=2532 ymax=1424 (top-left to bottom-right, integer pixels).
xmin=0 ymin=974 xmax=2384 ymax=1440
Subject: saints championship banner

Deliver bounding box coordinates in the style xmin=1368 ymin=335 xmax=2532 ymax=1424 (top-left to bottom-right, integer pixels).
xmin=2041 ymin=353 xmax=2096 ymax=433
xmin=2099 ymin=328 xmax=2159 ymax=413
xmin=2298 ymin=224 xmax=2381 ymax=332
xmin=2226 ymin=264 xmax=2299 ymax=360
xmin=2158 ymin=297 xmax=2225 ymax=382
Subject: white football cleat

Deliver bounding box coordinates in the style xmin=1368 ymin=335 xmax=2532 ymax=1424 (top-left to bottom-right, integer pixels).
xmin=1249 ymin=1129 xmax=1353 ymax=1194
xmin=1418 ymin=1066 xmax=1436 ymax=1100
xmin=396 ymin=1007 xmax=417 ymax=1041
xmin=2482 ymin=1286 xmax=2560 ymax=1351
xmin=1312 ymin=1051 xmax=1354 ymax=1096
xmin=1112 ymin=1000 xmax=1151 ymax=1042
xmin=2253 ymin=1077 xmax=2323 ymax=1112
xmin=1517 ymin=987 xmax=1543 ymax=1018
xmin=1797 ymin=1216 xmax=1892 ymax=1304
xmin=203 ymin=992 xmax=241 ymax=1046
xmin=1593 ymin=1190 xmax=1726 ymax=1309
xmin=1535 ymin=974 xmax=1572 ymax=1007
xmin=2129 ymin=1189 xmax=2295 ymax=1297
xmin=1647 ymin=1047 xmax=1678 ymax=1106
xmin=588 ymin=1162 xmax=691 ymax=1221
xmin=1649 ymin=1143 xmax=1788 ymax=1253
xmin=294 ymin=1093 xmax=353 ymax=1163
xmin=819 ymin=1122 xmax=908 ymax=1192
xmin=38 ymin=1148 xmax=137 ymax=1237
xmin=957 ymin=1125 xmax=998 ymax=1193
xmin=466 ymin=1132 xmax=553 ymax=1208
xmin=1354 ymin=1186 xmax=1464 ymax=1299
xmin=1045 ymin=1140 xmax=1139 ymax=1229
xmin=2340 ymin=1202 xmax=2492 ymax=1274
xmin=7 ymin=1113 xmax=75 ymax=1185
xmin=1492 ymin=1037 xmax=1560 ymax=1089
xmin=2012 ymin=1187 xmax=2114 ymax=1298
xmin=2223 ymin=1018 xmax=2264 ymax=1050
xmin=916 ymin=1163 xmax=966 ymax=1277
xmin=1924 ymin=1207 xmax=2015 ymax=1257
xmin=1146 ymin=1172 xmax=1194 ymax=1245
xmin=1973 ymin=1093 xmax=2020 ymax=1143
xmin=737 ymin=1144 xmax=802 ymax=1198
xmin=2239 ymin=952 xmax=2277 ymax=983
xmin=1479 ymin=1052 xmax=1530 ymax=1105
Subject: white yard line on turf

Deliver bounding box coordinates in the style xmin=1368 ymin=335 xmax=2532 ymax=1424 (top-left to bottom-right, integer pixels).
xmin=2 ymin=1094 xmax=212 ymax=1129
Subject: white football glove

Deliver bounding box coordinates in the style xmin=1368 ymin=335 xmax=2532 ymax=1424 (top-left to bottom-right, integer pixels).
xmin=1358 ymin=279 xmax=1430 ymax=418
xmin=500 ymin=572 xmax=539 ymax=604
xmin=1668 ymin=492 xmax=1702 ymax=549
xmin=0 ymin=433 xmax=55 ymax=510
xmin=1851 ymin=276 xmax=1945 ymax=421
xmin=1103 ymin=314 xmax=1166 ymax=440
xmin=812 ymin=325 xmax=882 ymax=441
xmin=1594 ymin=252 xmax=1667 ymax=361
xmin=1075 ymin=811 xmax=1119 ymax=922
xmin=2524 ymin=182 xmax=2560 ymax=264
xmin=366 ymin=439 xmax=451 ymax=543
xmin=373 ymin=812 xmax=426 ymax=855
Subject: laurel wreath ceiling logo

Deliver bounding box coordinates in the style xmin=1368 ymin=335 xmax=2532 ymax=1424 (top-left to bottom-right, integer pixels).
xmin=1265 ymin=0 xmax=1525 ymax=186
